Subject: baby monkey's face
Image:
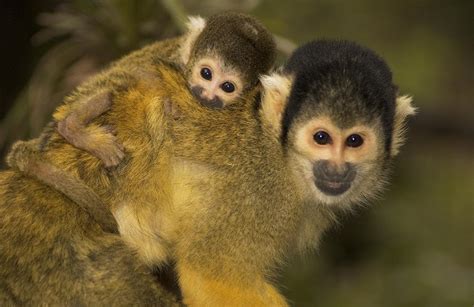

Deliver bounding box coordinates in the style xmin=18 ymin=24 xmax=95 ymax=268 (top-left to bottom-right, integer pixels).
xmin=188 ymin=57 xmax=244 ymax=109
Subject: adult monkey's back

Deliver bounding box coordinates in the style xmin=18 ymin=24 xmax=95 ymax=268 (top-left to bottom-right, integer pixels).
xmin=0 ymin=67 xmax=182 ymax=305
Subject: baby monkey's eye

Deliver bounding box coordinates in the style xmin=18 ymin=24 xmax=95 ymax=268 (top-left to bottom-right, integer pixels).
xmin=221 ymin=82 xmax=235 ymax=93
xmin=200 ymin=68 xmax=212 ymax=80
xmin=313 ymin=131 xmax=331 ymax=145
xmin=346 ymin=134 xmax=364 ymax=147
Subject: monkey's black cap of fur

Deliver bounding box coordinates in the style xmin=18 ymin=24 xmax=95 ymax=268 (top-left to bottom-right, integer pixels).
xmin=192 ymin=12 xmax=276 ymax=88
xmin=282 ymin=40 xmax=397 ymax=151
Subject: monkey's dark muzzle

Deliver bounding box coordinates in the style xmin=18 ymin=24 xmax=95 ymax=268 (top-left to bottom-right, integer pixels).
xmin=191 ymin=86 xmax=224 ymax=109
xmin=313 ymin=161 xmax=356 ymax=196
xmin=199 ymin=98 xmax=224 ymax=109
xmin=315 ymin=179 xmax=352 ymax=196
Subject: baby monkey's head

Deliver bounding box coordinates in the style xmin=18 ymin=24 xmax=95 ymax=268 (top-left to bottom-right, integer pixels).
xmin=182 ymin=12 xmax=276 ymax=109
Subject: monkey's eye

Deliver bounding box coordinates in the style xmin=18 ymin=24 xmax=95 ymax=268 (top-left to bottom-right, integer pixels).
xmin=346 ymin=134 xmax=364 ymax=147
xmin=221 ymin=82 xmax=235 ymax=93
xmin=200 ymin=68 xmax=212 ymax=80
xmin=313 ymin=131 xmax=331 ymax=145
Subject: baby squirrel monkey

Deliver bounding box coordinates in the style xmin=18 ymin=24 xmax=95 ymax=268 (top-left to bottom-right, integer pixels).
xmin=3 ymin=41 xmax=415 ymax=306
xmin=54 ymin=12 xmax=276 ymax=167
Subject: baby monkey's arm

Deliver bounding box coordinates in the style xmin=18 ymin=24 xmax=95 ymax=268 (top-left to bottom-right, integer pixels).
xmin=57 ymin=91 xmax=125 ymax=168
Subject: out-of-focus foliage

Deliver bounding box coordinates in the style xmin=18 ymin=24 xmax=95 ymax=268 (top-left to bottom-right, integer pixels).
xmin=0 ymin=0 xmax=180 ymax=158
xmin=0 ymin=0 xmax=472 ymax=306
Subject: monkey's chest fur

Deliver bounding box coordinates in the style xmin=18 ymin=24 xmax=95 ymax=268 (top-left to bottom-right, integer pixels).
xmin=167 ymin=155 xmax=301 ymax=276
xmin=152 ymin=94 xmax=312 ymax=278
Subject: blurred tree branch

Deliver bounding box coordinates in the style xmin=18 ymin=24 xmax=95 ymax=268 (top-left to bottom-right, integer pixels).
xmin=160 ymin=0 xmax=188 ymax=32
xmin=273 ymin=34 xmax=296 ymax=56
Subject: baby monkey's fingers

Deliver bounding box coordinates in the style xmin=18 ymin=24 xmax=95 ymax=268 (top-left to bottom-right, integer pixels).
xmin=92 ymin=135 xmax=125 ymax=168
xmin=78 ymin=125 xmax=125 ymax=168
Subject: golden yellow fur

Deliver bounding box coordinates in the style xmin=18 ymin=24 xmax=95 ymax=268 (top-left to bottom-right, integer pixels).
xmin=4 ymin=61 xmax=302 ymax=306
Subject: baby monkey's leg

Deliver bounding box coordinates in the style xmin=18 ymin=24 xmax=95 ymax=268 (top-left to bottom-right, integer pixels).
xmin=177 ymin=261 xmax=288 ymax=307
xmin=57 ymin=92 xmax=124 ymax=167
xmin=7 ymin=139 xmax=118 ymax=233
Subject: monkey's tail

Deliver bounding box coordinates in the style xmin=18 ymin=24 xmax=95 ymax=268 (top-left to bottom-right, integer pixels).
xmin=7 ymin=140 xmax=118 ymax=234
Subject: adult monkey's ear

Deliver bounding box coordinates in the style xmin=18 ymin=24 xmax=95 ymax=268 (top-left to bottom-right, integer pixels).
xmin=391 ymin=95 xmax=416 ymax=157
xmin=179 ymin=16 xmax=206 ymax=65
xmin=259 ymin=72 xmax=294 ymax=138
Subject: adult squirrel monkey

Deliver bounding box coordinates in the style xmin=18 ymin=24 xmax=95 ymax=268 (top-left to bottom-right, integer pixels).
xmin=145 ymin=40 xmax=415 ymax=306
xmin=2 ymin=40 xmax=415 ymax=306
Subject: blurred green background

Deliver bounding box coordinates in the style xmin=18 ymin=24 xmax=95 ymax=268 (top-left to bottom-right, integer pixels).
xmin=0 ymin=1 xmax=472 ymax=306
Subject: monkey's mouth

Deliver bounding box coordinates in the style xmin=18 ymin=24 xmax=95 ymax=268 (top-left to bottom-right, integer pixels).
xmin=314 ymin=180 xmax=352 ymax=196
xmin=190 ymin=86 xmax=224 ymax=109
xmin=198 ymin=98 xmax=224 ymax=109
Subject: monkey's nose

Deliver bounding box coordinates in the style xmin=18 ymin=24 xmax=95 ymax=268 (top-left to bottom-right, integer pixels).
xmin=200 ymin=89 xmax=216 ymax=100
xmin=322 ymin=163 xmax=352 ymax=181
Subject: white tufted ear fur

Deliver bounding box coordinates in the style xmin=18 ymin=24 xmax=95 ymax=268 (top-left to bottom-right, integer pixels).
xmin=179 ymin=16 xmax=206 ymax=65
xmin=391 ymin=95 xmax=416 ymax=156
xmin=259 ymin=73 xmax=293 ymax=137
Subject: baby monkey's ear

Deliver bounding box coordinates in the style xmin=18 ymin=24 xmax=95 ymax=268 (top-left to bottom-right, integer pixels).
xmin=391 ymin=95 xmax=416 ymax=157
xmin=260 ymin=72 xmax=293 ymax=137
xmin=179 ymin=16 xmax=206 ymax=64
